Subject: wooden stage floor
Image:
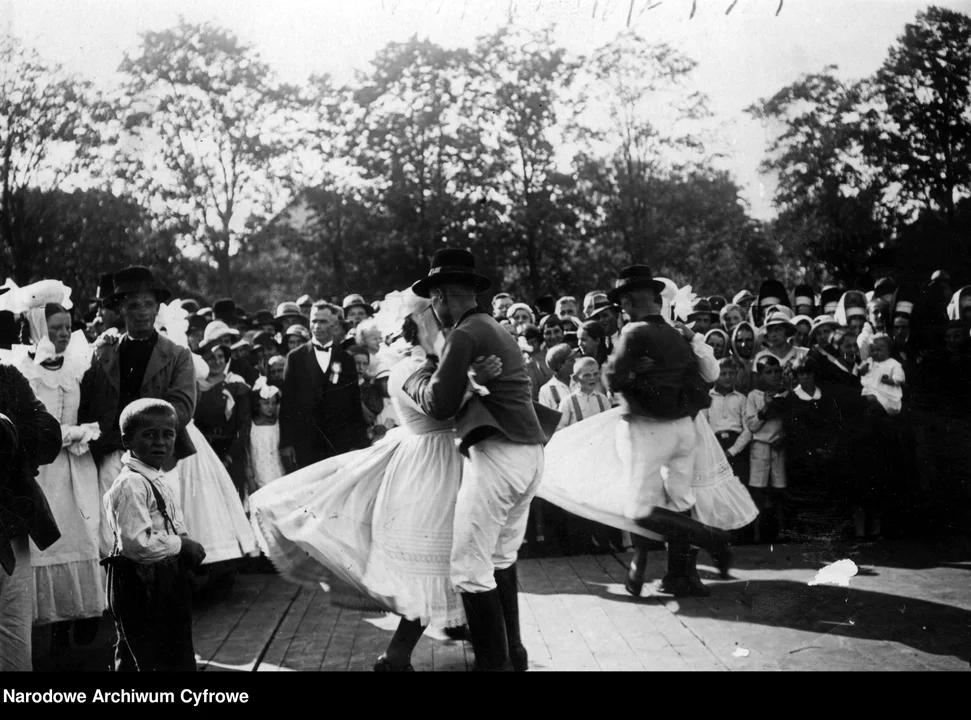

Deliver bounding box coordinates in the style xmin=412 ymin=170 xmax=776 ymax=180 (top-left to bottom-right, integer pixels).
xmin=49 ymin=540 xmax=971 ymax=672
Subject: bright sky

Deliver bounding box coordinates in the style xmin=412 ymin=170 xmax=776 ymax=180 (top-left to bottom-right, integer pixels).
xmin=3 ymin=0 xmax=969 ymax=220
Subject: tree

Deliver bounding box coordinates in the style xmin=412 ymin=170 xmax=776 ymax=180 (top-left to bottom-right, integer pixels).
xmin=465 ymin=26 xmax=581 ymax=297
xmin=111 ymin=20 xmax=307 ymax=294
xmin=871 ymin=6 xmax=971 ymax=224
xmin=748 ymin=69 xmax=891 ymax=285
xmin=0 ymin=37 xmax=103 ymax=283
xmin=14 ymin=188 xmax=204 ymax=310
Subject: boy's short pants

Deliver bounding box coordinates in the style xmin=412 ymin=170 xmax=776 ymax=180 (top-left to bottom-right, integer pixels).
xmin=749 ymin=441 xmax=786 ymax=489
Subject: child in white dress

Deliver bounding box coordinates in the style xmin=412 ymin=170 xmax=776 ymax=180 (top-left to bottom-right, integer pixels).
xmin=248 ymin=377 xmax=286 ymax=489
xmin=859 ymin=334 xmax=905 ymax=415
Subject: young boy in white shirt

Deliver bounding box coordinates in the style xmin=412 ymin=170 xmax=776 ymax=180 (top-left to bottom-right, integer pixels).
xmin=539 ymin=343 xmax=576 ymax=411
xmin=556 ymin=356 xmax=611 ymax=430
xmin=744 ymin=355 xmax=789 ymax=542
xmin=103 ymin=399 xmax=207 ymax=672
xmin=705 ymin=357 xmax=752 ymax=475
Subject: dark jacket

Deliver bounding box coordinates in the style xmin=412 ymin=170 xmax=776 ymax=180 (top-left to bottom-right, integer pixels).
xmin=0 ymin=364 xmax=62 ymax=574
xmin=604 ymin=318 xmax=710 ymax=420
xmin=279 ymin=343 xmax=368 ymax=468
xmin=79 ymin=333 xmax=197 ymax=467
xmin=403 ymin=309 xmax=554 ymax=454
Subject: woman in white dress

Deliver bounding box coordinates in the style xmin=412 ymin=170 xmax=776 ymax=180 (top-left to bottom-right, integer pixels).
xmin=539 ymin=287 xmax=758 ymax=596
xmin=153 ymin=302 xmax=259 ymax=590
xmin=2 ymin=282 xmax=105 ymax=661
xmin=250 ymin=290 xmax=500 ymax=671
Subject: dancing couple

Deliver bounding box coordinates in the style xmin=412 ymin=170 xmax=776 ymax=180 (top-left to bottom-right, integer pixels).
xmin=251 ymin=255 xmax=754 ymax=672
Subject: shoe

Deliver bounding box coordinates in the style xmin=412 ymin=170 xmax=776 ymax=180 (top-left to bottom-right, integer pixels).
xmin=624 ymin=574 xmax=644 ymax=598
xmin=656 ymin=576 xmax=693 ymax=597
xmin=685 ymin=549 xmax=711 ymax=597
xmin=373 ymin=654 xmax=414 ymax=672
xmin=710 ymin=543 xmax=733 ymax=580
xmin=443 ymin=625 xmax=470 ymax=642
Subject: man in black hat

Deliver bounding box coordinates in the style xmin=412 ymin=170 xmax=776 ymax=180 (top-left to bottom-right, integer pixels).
xmin=603 ymin=265 xmax=732 ymax=599
xmin=78 ymin=266 xmax=197 ymax=558
xmin=587 ymin=296 xmax=622 ymax=352
xmin=403 ymin=248 xmax=559 ymax=672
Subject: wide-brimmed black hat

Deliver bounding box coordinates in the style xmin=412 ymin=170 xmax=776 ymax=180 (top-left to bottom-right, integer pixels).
xmin=606 ymin=265 xmax=665 ymax=305
xmin=102 ymin=266 xmax=171 ymax=309
xmin=412 ymin=248 xmax=492 ymax=298
xmin=213 ymin=298 xmax=240 ymax=323
xmin=252 ymin=309 xmax=281 ymax=332
xmin=187 ymin=315 xmax=208 ymax=334
xmin=688 ymin=298 xmax=717 ymax=321
xmin=181 ymin=299 xmax=200 ymax=315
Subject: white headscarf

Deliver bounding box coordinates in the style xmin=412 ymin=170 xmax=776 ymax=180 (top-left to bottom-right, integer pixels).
xmin=0 ymin=279 xmax=75 ymax=364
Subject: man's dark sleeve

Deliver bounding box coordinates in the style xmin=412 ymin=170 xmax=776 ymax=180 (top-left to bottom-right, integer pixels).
xmin=402 ymin=330 xmax=475 ymax=421
xmin=13 ymin=370 xmax=62 ymax=466
xmin=279 ymin=352 xmax=298 ymax=448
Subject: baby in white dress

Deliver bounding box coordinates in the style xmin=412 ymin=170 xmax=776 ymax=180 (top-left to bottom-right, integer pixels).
xmin=860 ymin=334 xmax=905 ymax=415
xmin=249 ymin=378 xmax=286 ymax=489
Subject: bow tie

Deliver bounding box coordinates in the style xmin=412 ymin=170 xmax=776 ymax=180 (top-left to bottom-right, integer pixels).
xmin=313 ymin=343 xmax=332 ymax=352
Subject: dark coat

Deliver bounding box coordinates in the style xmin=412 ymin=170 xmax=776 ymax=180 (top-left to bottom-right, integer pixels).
xmin=279 ymin=343 xmax=369 ymax=469
xmin=0 ymin=364 xmax=62 ymax=574
xmin=78 ymin=333 xmax=197 ymax=468
xmin=402 ymin=309 xmax=554 ymax=454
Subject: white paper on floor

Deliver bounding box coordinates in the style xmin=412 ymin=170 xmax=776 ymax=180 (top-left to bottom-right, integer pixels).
xmin=732 ymin=648 xmax=750 ymax=658
xmin=808 ymin=559 xmax=859 ymax=587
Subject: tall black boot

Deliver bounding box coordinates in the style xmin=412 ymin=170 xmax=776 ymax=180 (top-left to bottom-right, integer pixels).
xmin=494 ymin=565 xmax=527 ymax=672
xmin=460 ymin=591 xmax=513 ymax=672
xmin=656 ymin=538 xmax=692 ymax=597
xmin=684 ymin=547 xmax=711 ymax=597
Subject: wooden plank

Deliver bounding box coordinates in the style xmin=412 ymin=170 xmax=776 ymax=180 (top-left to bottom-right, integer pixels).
xmin=281 ymin=588 xmax=343 ymax=671
xmin=518 ymin=557 xmax=599 ymax=671
xmin=257 ymin=586 xmax=313 ymax=671
xmin=515 ymin=562 xmax=554 ymax=672
xmin=319 ymin=607 xmax=360 ymax=672
xmin=430 ymin=632 xmax=469 ymax=672
xmin=587 ymin=554 xmax=689 ymax=671
xmin=346 ymin=611 xmax=396 ymax=672
xmin=205 ymin=578 xmax=301 ymax=672
xmin=599 ymin=552 xmax=727 ymax=670
xmin=542 ymin=556 xmax=644 ymax=671
xmin=193 ymin=574 xmax=271 ymax=669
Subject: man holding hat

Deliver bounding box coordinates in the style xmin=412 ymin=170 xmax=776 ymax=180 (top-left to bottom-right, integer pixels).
xmin=78 ymin=266 xmax=197 ymax=558
xmin=602 ymin=265 xmax=732 ymax=599
xmin=403 ymin=248 xmax=559 ymax=672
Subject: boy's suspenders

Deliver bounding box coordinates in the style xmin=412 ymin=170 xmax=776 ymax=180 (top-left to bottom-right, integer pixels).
xmin=570 ymin=393 xmax=608 ymax=423
xmin=550 ymin=385 xmax=561 ymax=407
